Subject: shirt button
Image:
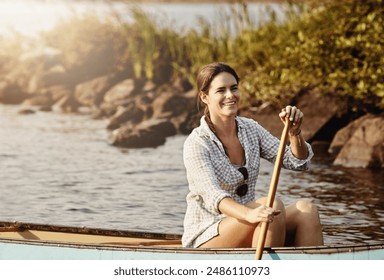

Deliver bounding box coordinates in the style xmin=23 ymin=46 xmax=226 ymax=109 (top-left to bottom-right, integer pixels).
xmin=195 ymin=195 xmax=201 ymax=201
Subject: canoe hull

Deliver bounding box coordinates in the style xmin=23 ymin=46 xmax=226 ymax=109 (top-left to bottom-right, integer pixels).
xmin=1 ymin=222 xmax=383 ymax=260
xmin=1 ymin=238 xmax=383 ymax=260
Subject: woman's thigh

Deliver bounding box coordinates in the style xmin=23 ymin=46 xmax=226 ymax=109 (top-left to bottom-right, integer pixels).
xmin=199 ymin=216 xmax=256 ymax=248
xmin=199 ymin=198 xmax=286 ymax=248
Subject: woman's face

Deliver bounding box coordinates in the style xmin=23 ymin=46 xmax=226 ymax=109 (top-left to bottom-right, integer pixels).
xmin=201 ymin=71 xmax=240 ymax=120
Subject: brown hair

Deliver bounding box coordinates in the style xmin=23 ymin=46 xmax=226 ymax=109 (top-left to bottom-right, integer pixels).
xmin=196 ymin=62 xmax=240 ymax=132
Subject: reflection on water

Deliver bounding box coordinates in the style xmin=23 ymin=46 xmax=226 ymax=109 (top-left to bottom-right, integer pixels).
xmin=0 ymin=104 xmax=383 ymax=245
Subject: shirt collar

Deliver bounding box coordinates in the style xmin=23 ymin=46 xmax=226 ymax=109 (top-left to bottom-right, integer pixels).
xmin=199 ymin=115 xmax=245 ymax=141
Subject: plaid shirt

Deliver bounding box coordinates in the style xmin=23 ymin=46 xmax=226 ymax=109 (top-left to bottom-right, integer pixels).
xmin=182 ymin=116 xmax=313 ymax=248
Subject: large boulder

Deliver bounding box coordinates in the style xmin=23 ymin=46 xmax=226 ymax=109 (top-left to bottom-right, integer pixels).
xmin=331 ymin=114 xmax=384 ymax=169
xmin=74 ymin=75 xmax=115 ymax=107
xmin=102 ymin=78 xmax=147 ymax=106
xmin=152 ymin=86 xmax=196 ymax=118
xmin=22 ymin=94 xmax=53 ymax=107
xmin=328 ymin=114 xmax=371 ymax=156
xmin=106 ymin=104 xmax=145 ymax=130
xmin=170 ymin=89 xmax=199 ymax=134
xmin=103 ymin=79 xmax=136 ymax=104
xmin=109 ymin=118 xmax=176 ymax=148
xmin=292 ymin=90 xmax=348 ymax=141
xmin=241 ymin=90 xmax=348 ymax=141
xmin=51 ymin=87 xmax=80 ymax=113
xmin=0 ymin=80 xmax=28 ymax=104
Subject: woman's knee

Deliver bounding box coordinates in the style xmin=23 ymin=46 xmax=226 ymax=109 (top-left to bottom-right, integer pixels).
xmin=287 ymin=200 xmax=323 ymax=246
xmin=255 ymin=197 xmax=285 ymax=211
xmin=291 ymin=200 xmax=322 ymax=227
xmin=295 ymin=200 xmax=319 ymax=216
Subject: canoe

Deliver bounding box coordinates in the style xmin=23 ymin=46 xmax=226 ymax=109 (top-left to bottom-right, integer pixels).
xmin=1 ymin=221 xmax=383 ymax=260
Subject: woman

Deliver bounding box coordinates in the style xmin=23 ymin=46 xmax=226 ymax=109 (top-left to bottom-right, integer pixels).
xmin=182 ymin=62 xmax=323 ymax=248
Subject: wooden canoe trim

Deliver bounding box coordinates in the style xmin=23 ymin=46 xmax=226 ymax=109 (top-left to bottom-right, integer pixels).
xmin=0 ymin=221 xmax=181 ymax=241
xmin=0 ymin=227 xmax=18 ymax=232
xmin=102 ymin=240 xmax=182 ymax=246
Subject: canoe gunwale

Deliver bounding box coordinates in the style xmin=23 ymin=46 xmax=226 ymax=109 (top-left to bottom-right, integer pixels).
xmin=0 ymin=221 xmax=181 ymax=240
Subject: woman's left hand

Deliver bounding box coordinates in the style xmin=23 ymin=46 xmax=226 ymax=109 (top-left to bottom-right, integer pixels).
xmin=279 ymin=105 xmax=303 ymax=136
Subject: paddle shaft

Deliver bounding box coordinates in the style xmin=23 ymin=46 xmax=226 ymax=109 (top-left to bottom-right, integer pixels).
xmin=255 ymin=119 xmax=291 ymax=260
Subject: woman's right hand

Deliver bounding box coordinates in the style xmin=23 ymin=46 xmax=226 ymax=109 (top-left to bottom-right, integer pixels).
xmin=244 ymin=205 xmax=280 ymax=224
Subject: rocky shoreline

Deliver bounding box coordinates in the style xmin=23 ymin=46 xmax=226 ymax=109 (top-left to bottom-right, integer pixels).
xmin=0 ymin=46 xmax=383 ymax=170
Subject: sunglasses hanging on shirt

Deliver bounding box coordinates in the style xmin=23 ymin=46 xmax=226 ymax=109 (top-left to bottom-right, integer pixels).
xmin=236 ymin=166 xmax=248 ymax=197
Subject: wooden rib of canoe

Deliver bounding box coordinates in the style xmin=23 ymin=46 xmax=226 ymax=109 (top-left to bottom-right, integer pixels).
xmin=1 ymin=221 xmax=383 ymax=260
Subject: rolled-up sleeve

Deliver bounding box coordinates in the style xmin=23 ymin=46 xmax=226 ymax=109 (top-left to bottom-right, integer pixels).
xmin=251 ymin=120 xmax=313 ymax=171
xmin=283 ymin=143 xmax=313 ymax=170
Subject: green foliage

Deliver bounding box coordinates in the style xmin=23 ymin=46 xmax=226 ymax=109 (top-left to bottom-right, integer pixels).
xmin=121 ymin=8 xmax=159 ymax=80
xmin=172 ymin=18 xmax=225 ymax=87
xmin=232 ymin=0 xmax=384 ymax=109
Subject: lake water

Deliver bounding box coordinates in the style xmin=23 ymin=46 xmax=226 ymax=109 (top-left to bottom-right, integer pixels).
xmin=0 ymin=104 xmax=383 ymax=245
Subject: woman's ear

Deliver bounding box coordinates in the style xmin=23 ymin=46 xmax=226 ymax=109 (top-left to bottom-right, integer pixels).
xmin=200 ymin=92 xmax=208 ymax=105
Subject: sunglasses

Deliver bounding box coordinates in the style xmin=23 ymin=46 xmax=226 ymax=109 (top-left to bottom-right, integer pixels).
xmin=236 ymin=167 xmax=248 ymax=197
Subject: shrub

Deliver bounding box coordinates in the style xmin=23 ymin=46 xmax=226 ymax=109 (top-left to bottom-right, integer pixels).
xmin=231 ymin=0 xmax=384 ymax=110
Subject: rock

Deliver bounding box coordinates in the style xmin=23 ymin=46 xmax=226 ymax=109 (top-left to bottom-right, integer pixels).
xmin=311 ymin=141 xmax=332 ymax=161
xmin=74 ymin=75 xmax=115 ymax=107
xmin=134 ymin=93 xmax=155 ymax=119
xmin=0 ymin=80 xmax=28 ymax=104
xmin=38 ymin=64 xmax=67 ymax=89
xmin=44 ymin=85 xmax=71 ymax=103
xmin=328 ymin=114 xmax=371 ymax=155
xmin=106 ymin=104 xmax=145 ymax=130
xmin=103 ymin=79 xmax=136 ymax=105
xmin=152 ymin=86 xmax=197 ymax=118
xmin=172 ymin=76 xmax=193 ymax=92
xmin=173 ymin=89 xmax=199 ymax=134
xmin=109 ymin=118 xmax=176 ymax=148
xmin=53 ymin=91 xmax=81 ymax=113
xmin=332 ymin=114 xmax=384 ymax=169
xmin=240 ymin=89 xmax=348 ymax=141
xmin=178 ymin=110 xmax=200 ymax=134
xmin=39 ymin=105 xmax=52 ymax=112
xmin=294 ymin=90 xmax=348 ymax=141
xmin=17 ymin=108 xmax=35 ymax=115
xmin=23 ymin=94 xmax=53 ymax=107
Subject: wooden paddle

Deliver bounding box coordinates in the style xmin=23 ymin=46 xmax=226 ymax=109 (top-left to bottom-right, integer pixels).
xmin=255 ymin=118 xmax=291 ymax=260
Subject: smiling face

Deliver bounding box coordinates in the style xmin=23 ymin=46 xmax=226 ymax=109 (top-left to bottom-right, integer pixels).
xmin=200 ymin=71 xmax=240 ymax=121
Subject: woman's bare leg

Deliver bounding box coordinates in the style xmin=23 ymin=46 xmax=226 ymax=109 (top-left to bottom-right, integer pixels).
xmin=285 ymin=200 xmax=324 ymax=246
xmin=199 ymin=197 xmax=286 ymax=248
xmin=251 ymin=197 xmax=286 ymax=247
xmin=198 ymin=216 xmax=255 ymax=248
